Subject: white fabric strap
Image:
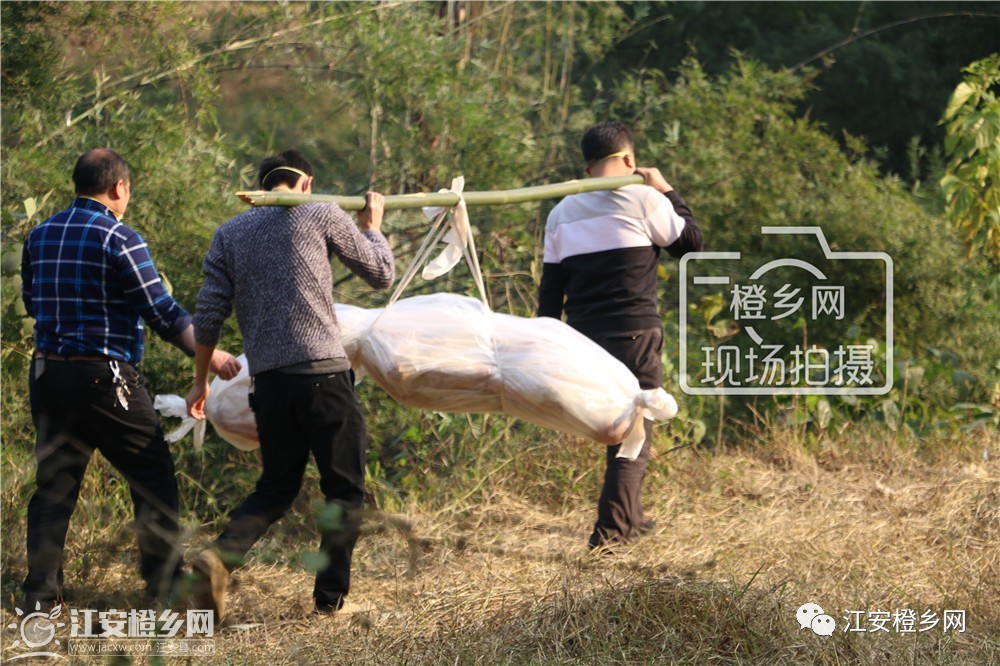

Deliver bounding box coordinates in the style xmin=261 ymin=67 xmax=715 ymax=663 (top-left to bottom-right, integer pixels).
xmin=386 ymin=207 xmax=451 ymax=307
xmin=386 ymin=176 xmax=490 ymax=309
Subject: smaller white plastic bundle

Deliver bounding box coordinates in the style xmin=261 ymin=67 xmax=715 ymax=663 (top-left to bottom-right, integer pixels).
xmin=203 ymin=358 xmax=258 ymax=452
xmin=152 ymin=394 xmax=206 ymax=449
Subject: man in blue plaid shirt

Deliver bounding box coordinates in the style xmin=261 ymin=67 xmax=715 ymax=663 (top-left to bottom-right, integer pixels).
xmin=19 ymin=148 xmax=241 ymax=608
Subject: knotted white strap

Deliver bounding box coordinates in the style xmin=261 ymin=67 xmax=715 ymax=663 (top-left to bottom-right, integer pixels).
xmin=386 ymin=176 xmax=489 ymax=309
xmin=153 ymin=394 xmax=207 ymax=450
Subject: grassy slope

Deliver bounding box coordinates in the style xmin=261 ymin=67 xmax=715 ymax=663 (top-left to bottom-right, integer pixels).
xmin=2 ymin=424 xmax=998 ymax=665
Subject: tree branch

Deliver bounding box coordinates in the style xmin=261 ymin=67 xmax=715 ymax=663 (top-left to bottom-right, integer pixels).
xmin=791 ymin=12 xmax=1000 ymax=71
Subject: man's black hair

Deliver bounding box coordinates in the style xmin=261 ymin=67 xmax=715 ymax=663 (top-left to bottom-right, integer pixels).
xmin=581 ymin=121 xmax=634 ymax=164
xmin=259 ymin=150 xmax=314 ymax=190
xmin=72 ymin=148 xmax=131 ymax=195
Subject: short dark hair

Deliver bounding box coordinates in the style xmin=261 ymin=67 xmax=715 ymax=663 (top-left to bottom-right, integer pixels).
xmin=72 ymin=148 xmax=131 ymax=195
xmin=581 ymin=121 xmax=633 ymax=164
xmin=259 ymin=150 xmax=314 ymax=190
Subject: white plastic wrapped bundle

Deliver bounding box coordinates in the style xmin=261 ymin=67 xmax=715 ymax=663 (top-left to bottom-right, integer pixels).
xmin=345 ymin=293 xmax=678 ymax=460
xmin=355 ymin=295 xmax=502 ymax=413
xmin=198 ymin=294 xmax=678 ymax=460
xmin=493 ymin=311 xmax=668 ymax=450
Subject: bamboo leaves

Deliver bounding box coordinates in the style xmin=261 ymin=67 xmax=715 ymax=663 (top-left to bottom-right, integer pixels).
xmin=940 ymin=54 xmax=1000 ymax=267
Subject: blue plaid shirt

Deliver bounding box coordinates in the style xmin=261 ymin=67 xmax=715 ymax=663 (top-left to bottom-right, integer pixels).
xmin=21 ymin=197 xmax=192 ymax=363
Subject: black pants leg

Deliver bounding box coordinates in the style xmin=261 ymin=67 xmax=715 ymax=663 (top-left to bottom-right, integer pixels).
xmin=24 ymin=416 xmax=92 ymax=606
xmin=307 ymin=372 xmax=367 ymax=609
xmin=213 ymin=373 xmax=312 ymax=559
xmin=585 ymin=328 xmax=664 ymax=546
xmin=24 ymin=360 xmax=182 ymax=604
xmin=214 ymin=370 xmax=366 ymax=609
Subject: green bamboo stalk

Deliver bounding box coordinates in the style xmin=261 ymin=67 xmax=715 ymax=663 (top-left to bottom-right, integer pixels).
xmin=235 ymin=175 xmax=646 ymax=210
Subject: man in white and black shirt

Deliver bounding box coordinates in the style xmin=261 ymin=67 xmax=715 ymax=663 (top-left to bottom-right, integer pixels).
xmin=538 ymin=121 xmax=702 ymax=550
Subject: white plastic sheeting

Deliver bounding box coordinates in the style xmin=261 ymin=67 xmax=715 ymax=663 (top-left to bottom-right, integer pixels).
xmin=194 ymin=293 xmax=678 ymax=460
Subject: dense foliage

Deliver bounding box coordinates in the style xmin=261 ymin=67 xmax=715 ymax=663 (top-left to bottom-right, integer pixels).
xmin=2 ymin=2 xmax=997 ymax=498
xmin=597 ymin=1 xmax=1000 ymax=179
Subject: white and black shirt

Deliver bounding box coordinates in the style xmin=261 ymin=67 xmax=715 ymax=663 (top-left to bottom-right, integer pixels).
xmin=537 ymin=184 xmax=701 ymax=336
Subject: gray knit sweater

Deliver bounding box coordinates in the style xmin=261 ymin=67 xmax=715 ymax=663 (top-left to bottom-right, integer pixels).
xmin=193 ymin=202 xmax=395 ymax=375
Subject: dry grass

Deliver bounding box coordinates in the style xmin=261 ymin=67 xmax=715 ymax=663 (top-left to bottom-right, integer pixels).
xmin=3 ymin=426 xmax=999 ymax=664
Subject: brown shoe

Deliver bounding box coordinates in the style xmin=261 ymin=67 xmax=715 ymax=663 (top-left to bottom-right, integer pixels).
xmin=191 ymin=549 xmax=230 ymax=623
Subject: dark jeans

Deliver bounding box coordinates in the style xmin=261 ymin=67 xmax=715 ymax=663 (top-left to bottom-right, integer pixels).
xmin=585 ymin=327 xmax=664 ymax=546
xmin=213 ymin=369 xmax=367 ymax=610
xmin=24 ymin=359 xmax=182 ymax=604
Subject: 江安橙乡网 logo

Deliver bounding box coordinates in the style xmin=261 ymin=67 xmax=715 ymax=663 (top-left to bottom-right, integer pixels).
xmin=4 ymin=604 xmax=215 ymax=661
xmin=796 ymin=602 xmax=967 ymax=636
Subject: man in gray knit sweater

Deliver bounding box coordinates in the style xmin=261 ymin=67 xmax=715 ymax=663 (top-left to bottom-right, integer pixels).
xmin=185 ymin=150 xmax=394 ymax=619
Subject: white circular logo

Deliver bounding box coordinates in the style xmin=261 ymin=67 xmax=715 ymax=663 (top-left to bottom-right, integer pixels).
xmin=5 ymin=603 xmax=65 ymax=659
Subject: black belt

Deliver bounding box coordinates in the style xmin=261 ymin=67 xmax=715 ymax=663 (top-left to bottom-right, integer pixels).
xmin=34 ymin=352 xmax=113 ymax=362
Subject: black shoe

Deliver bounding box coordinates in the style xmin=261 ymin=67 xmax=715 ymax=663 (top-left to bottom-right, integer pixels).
xmin=314 ymin=598 xmax=345 ymax=615
xmin=315 ymin=600 xmax=375 ymax=617
xmin=20 ymin=596 xmax=61 ymax=614
xmin=587 ymin=529 xmax=621 ymax=555
xmin=637 ymin=519 xmax=656 ymax=534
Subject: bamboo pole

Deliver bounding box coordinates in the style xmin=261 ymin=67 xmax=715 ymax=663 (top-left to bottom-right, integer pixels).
xmin=235 ymin=175 xmax=645 ymax=210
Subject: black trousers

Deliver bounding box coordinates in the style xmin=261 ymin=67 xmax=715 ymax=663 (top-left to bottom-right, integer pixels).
xmin=23 ymin=359 xmax=182 ymax=604
xmin=585 ymin=327 xmax=664 ymax=546
xmin=214 ymin=369 xmax=367 ymax=610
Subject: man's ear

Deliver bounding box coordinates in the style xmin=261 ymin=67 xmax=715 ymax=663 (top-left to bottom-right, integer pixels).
xmin=623 ymin=152 xmax=636 ymax=170
xmin=112 ymin=179 xmax=128 ymax=201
